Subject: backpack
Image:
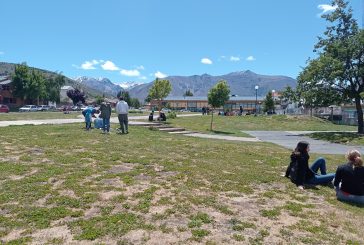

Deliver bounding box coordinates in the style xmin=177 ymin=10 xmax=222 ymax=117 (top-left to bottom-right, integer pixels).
xmin=289 ymin=160 xmax=299 ymax=184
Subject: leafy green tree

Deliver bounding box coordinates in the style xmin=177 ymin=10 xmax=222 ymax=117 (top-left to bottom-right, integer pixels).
xmin=207 ymin=80 xmax=230 ymax=130
xmin=117 ymin=90 xmax=131 ymax=105
xmin=183 ymin=89 xmax=193 ymax=97
xmin=130 ymin=98 xmax=141 ymax=108
xmin=46 ymin=74 xmax=65 ymax=103
xmin=299 ymin=0 xmax=364 ymax=133
xmin=12 ymin=63 xmax=30 ymax=101
xmin=67 ymin=88 xmax=85 ymax=105
xmin=263 ymin=91 xmax=275 ymax=113
xmin=148 ymin=78 xmax=172 ymax=112
xmin=280 ymin=86 xmax=299 ymax=104
xmin=95 ymin=95 xmax=104 ymax=105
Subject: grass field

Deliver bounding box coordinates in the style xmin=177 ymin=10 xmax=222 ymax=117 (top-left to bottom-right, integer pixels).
xmin=0 ymin=122 xmax=363 ymax=244
xmin=167 ymin=114 xmax=356 ymax=136
xmin=0 ymin=110 xmax=152 ymax=122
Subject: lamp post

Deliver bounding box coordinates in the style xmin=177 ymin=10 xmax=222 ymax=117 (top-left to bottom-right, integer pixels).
xmin=272 ymin=89 xmax=275 ymax=114
xmin=255 ymin=85 xmax=259 ymax=115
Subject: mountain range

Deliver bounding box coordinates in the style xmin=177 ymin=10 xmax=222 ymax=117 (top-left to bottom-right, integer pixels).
xmin=0 ymin=62 xmax=297 ymax=102
xmin=128 ymin=70 xmax=297 ymax=102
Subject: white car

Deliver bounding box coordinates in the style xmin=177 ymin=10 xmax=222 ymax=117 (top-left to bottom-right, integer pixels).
xmin=37 ymin=105 xmax=50 ymax=111
xmin=19 ymin=105 xmax=38 ymax=112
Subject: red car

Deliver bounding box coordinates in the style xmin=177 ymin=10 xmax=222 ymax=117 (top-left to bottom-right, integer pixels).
xmin=0 ymin=104 xmax=9 ymax=113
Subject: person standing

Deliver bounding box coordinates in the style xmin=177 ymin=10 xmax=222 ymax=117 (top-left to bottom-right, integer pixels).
xmin=100 ymin=100 xmax=112 ymax=133
xmin=116 ymin=96 xmax=129 ymax=134
xmin=334 ymin=150 xmax=364 ymax=204
xmin=82 ymin=105 xmax=95 ymax=131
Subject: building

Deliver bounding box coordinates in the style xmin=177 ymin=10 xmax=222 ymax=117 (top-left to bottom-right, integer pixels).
xmin=149 ymin=96 xmax=264 ymax=113
xmin=0 ymin=76 xmax=24 ymax=107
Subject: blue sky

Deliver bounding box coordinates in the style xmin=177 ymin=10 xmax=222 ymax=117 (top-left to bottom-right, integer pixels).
xmin=0 ymin=0 xmax=362 ymax=85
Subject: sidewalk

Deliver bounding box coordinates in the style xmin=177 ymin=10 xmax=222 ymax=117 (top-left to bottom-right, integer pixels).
xmin=243 ymin=131 xmax=364 ymax=154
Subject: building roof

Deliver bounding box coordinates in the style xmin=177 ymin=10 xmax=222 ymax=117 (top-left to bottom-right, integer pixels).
xmin=164 ymin=96 xmax=265 ymax=101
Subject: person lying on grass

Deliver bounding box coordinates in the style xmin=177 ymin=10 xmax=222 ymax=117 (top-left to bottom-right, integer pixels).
xmin=285 ymin=141 xmax=335 ymax=190
xmin=334 ymin=150 xmax=364 ymax=205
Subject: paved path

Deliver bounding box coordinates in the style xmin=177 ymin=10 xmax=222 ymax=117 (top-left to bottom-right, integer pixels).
xmin=183 ymin=133 xmax=260 ymax=142
xmin=243 ymin=131 xmax=364 ymax=154
xmin=0 ymin=114 xmax=201 ymax=127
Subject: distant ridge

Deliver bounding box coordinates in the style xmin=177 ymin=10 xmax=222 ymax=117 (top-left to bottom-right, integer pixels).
xmin=128 ymin=70 xmax=297 ymax=102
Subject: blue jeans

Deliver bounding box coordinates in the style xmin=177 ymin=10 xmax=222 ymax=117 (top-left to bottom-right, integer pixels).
xmin=103 ymin=118 xmax=110 ymax=132
xmin=336 ymin=189 xmax=364 ymax=205
xmin=306 ymin=157 xmax=335 ymax=185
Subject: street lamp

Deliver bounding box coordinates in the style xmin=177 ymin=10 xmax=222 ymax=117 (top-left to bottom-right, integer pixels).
xmin=272 ymin=89 xmax=275 ymax=113
xmin=255 ymin=85 xmax=259 ymax=115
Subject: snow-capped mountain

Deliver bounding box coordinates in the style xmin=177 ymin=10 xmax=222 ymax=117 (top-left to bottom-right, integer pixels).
xmin=74 ymin=76 xmax=122 ymax=97
xmin=118 ymin=81 xmax=143 ymax=90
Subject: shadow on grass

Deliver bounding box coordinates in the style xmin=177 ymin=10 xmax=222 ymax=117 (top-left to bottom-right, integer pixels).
xmin=211 ymin=130 xmax=235 ymax=135
xmin=309 ymin=132 xmax=363 ymax=144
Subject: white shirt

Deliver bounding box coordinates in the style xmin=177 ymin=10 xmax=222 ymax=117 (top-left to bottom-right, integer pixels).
xmin=116 ymin=100 xmax=129 ymax=114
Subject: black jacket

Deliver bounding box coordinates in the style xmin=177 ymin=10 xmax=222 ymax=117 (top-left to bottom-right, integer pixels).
xmin=334 ymin=164 xmax=364 ymax=195
xmin=286 ymin=151 xmax=314 ymax=186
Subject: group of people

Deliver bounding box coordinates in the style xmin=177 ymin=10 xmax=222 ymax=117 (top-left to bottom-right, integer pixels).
xmin=285 ymin=141 xmax=364 ymax=205
xmin=81 ymin=96 xmax=129 ymax=134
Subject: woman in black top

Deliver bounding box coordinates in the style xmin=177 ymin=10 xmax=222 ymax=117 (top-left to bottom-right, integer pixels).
xmin=334 ymin=150 xmax=364 ymax=204
xmin=285 ymin=141 xmax=335 ymax=190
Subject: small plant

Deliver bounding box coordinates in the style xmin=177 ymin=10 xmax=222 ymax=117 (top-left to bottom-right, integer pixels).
xmin=167 ymin=111 xmax=177 ymax=119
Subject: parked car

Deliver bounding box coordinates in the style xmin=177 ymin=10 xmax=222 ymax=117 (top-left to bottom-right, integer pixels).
xmin=0 ymin=104 xmax=9 ymax=113
xmin=37 ymin=105 xmax=50 ymax=111
xmin=19 ymin=105 xmax=38 ymax=112
xmin=161 ymin=108 xmax=171 ymax=113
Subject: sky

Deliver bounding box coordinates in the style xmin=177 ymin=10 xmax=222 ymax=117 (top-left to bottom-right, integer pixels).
xmin=0 ymin=0 xmax=362 ymax=85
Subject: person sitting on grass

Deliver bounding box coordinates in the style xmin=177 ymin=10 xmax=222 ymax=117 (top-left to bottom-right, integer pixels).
xmin=94 ymin=113 xmax=103 ymax=130
xmin=334 ymin=150 xmax=364 ymax=205
xmin=284 ymin=141 xmax=335 ymax=190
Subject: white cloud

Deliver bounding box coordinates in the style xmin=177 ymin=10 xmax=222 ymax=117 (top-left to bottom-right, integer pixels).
xmin=139 ymin=76 xmax=147 ymax=80
xmin=318 ymin=4 xmax=338 ymax=15
xmin=230 ymin=56 xmax=240 ymax=62
xmin=155 ymin=71 xmax=167 ymax=78
xmin=246 ymin=56 xmax=256 ymax=61
xmin=136 ymin=65 xmax=145 ymax=70
xmin=101 ymin=60 xmax=119 ymax=71
xmin=120 ymin=69 xmax=140 ymax=77
xmin=201 ymin=58 xmax=213 ymax=65
xmin=80 ymin=60 xmax=99 ymax=70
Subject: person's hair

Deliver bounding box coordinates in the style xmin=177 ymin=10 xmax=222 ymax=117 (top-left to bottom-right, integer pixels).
xmin=295 ymin=141 xmax=309 ymax=154
xmin=119 ymin=97 xmax=124 ymax=101
xmin=346 ymin=149 xmax=362 ymax=167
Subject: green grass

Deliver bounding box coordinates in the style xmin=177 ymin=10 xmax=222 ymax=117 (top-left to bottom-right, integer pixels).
xmin=167 ymin=114 xmax=356 ymax=136
xmin=0 ymin=111 xmax=81 ymax=120
xmin=0 ymin=123 xmax=363 ymax=243
xmin=309 ymin=132 xmax=364 ymax=145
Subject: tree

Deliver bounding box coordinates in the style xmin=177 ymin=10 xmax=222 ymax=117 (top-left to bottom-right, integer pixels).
xmin=67 ymin=88 xmax=85 ymax=105
xmin=298 ymin=0 xmax=364 ymax=133
xmin=12 ymin=63 xmax=66 ymax=105
xmin=95 ymin=95 xmax=104 ymax=105
xmin=280 ymin=86 xmax=299 ymax=104
xmin=46 ymin=74 xmax=65 ymax=103
xmin=183 ymin=89 xmax=193 ymax=97
xmin=263 ymin=91 xmax=274 ymax=113
xmin=207 ymin=80 xmax=230 ymax=130
xmin=148 ymin=78 xmax=172 ymax=112
xmin=117 ymin=90 xmax=131 ymax=105
xmin=12 ymin=63 xmax=29 ymax=100
xmin=130 ymin=98 xmax=141 ymax=108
